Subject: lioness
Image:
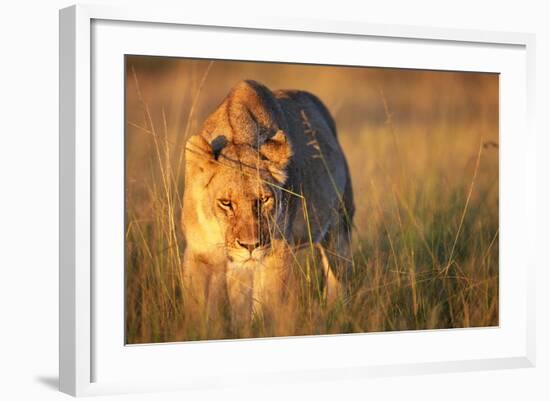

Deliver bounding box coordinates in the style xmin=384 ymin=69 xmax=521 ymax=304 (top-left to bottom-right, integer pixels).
xmin=182 ymin=80 xmax=354 ymax=336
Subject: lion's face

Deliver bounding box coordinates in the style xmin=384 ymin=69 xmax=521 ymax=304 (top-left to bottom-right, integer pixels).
xmin=183 ymin=131 xmax=292 ymax=266
xmin=209 ymin=165 xmax=277 ymax=265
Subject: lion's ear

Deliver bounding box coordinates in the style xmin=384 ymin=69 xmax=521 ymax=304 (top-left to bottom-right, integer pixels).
xmin=260 ymin=130 xmax=293 ymax=183
xmin=185 ymin=134 xmax=215 ymax=173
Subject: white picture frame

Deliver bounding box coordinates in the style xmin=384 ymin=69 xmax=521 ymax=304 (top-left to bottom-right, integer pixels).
xmin=59 ymin=4 xmax=536 ymax=397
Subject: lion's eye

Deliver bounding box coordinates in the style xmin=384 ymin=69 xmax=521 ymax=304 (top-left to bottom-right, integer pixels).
xmin=218 ymin=199 xmax=232 ymax=209
xmin=260 ymin=196 xmax=271 ymax=204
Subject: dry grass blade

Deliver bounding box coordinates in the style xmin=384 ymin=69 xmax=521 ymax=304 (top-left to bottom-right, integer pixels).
xmin=443 ymin=140 xmax=484 ymax=276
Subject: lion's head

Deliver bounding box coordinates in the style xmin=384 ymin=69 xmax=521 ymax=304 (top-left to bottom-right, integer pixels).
xmin=182 ymin=130 xmax=293 ymax=267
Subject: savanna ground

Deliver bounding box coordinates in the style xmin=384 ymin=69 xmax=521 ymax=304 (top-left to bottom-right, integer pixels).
xmin=125 ymin=56 xmax=499 ymax=344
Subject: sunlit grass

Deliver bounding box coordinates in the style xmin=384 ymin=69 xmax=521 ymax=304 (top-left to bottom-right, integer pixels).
xmin=124 ymin=57 xmax=499 ymax=344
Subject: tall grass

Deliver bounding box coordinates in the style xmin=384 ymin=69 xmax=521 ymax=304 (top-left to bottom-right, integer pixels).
xmin=125 ymin=57 xmax=499 ymax=343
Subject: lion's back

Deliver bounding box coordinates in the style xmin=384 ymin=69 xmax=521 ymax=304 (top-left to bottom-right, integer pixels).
xmin=273 ymin=87 xmax=354 ymax=244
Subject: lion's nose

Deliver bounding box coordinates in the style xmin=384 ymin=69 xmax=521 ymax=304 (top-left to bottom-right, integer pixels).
xmin=236 ymin=239 xmax=260 ymax=253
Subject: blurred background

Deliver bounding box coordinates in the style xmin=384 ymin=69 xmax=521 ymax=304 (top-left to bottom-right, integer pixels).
xmin=125 ymin=56 xmax=499 ymax=343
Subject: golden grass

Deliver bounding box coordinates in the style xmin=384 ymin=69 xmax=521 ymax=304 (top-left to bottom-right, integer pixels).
xmin=124 ymin=56 xmax=499 ymax=343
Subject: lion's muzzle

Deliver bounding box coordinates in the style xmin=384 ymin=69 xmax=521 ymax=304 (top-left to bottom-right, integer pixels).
xmin=227 ymin=240 xmax=270 ymax=265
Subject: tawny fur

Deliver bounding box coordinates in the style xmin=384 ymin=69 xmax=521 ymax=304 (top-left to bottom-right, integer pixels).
xmin=181 ymin=80 xmax=354 ymax=335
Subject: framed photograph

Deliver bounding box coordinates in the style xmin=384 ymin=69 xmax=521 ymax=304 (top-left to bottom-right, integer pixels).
xmin=59 ymin=4 xmax=536 ymax=396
